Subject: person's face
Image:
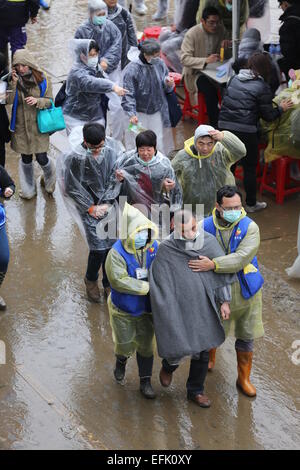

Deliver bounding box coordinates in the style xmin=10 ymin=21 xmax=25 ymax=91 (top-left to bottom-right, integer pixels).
xmin=196 ymin=136 xmax=215 ymax=156
xmin=144 ymin=52 xmax=160 ymax=63
xmin=138 ymin=146 xmax=155 ymax=161
xmin=105 ymin=0 xmax=117 ymax=8
xmin=216 ymin=194 xmax=242 ymax=219
xmin=15 ymin=64 xmax=30 ymax=75
xmin=279 ymin=1 xmax=290 ymax=11
xmin=202 ymin=15 xmax=220 ymax=34
xmin=88 ymin=48 xmax=98 ymax=58
xmin=84 ymin=139 xmax=105 ymax=156
xmin=179 ymin=217 xmax=198 ymax=240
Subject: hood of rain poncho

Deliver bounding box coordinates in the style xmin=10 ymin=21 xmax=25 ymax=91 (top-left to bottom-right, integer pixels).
xmin=212 ymin=207 xmax=247 ymax=231
xmin=88 ymin=0 xmax=108 ymax=13
xmin=238 ymin=28 xmax=263 ymax=58
xmin=184 ymin=137 xmax=217 ymax=160
xmin=120 ymin=202 xmax=159 ymax=254
xmin=107 ymin=4 xmax=123 ymax=20
xmin=12 ymin=49 xmax=44 ymax=74
xmin=69 ymin=38 xmax=97 ymax=67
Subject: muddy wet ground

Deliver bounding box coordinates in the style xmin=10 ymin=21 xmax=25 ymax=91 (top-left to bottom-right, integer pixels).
xmin=0 ymin=0 xmax=299 ymax=450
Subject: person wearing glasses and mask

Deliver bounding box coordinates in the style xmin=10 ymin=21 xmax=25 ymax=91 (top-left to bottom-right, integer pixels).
xmin=57 ymin=122 xmax=124 ymax=304
xmin=172 ymin=125 xmax=246 ymax=216
xmin=196 ymin=0 xmax=249 ymax=36
xmin=181 ymin=6 xmax=230 ymax=128
xmin=190 ymin=185 xmax=264 ymax=398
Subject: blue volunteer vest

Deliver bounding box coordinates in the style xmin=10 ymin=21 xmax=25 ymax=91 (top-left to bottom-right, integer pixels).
xmin=10 ymin=76 xmax=48 ymax=132
xmin=110 ymin=239 xmax=158 ymax=316
xmin=204 ymin=216 xmax=264 ymax=299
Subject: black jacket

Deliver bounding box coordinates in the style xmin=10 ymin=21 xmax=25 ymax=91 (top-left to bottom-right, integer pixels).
xmin=278 ymin=4 xmax=300 ymax=77
xmin=0 ymin=68 xmax=10 ymax=144
xmin=218 ymin=71 xmax=282 ymax=133
xmin=0 ymin=165 xmax=15 ymax=196
xmin=0 ymin=0 xmax=39 ymax=28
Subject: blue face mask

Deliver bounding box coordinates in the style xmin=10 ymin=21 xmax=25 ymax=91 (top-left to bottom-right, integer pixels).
xmin=225 ymin=2 xmax=233 ymax=11
xmin=134 ymin=230 xmax=148 ymax=249
xmin=93 ymin=15 xmax=106 ymax=26
xmin=222 ymin=209 xmax=241 ymax=224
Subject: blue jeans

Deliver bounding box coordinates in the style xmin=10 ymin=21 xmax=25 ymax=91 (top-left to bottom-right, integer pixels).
xmin=0 ymin=225 xmax=9 ymax=273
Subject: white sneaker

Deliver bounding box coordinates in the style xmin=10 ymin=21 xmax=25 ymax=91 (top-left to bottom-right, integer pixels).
xmin=134 ymin=3 xmax=148 ymax=15
xmin=245 ymin=201 xmax=267 ymax=213
xmin=0 ymin=295 xmax=6 ymax=311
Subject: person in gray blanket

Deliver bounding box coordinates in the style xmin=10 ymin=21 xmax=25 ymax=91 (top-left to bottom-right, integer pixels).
xmin=149 ymin=209 xmax=236 ymax=408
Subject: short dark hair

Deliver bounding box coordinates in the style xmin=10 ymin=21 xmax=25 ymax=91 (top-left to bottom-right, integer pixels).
xmin=89 ymin=40 xmax=99 ymax=53
xmin=136 ymin=130 xmax=157 ymax=149
xmin=217 ymin=186 xmax=243 ymax=205
xmin=248 ymin=51 xmax=272 ymax=83
xmin=83 ymin=122 xmax=105 ymax=145
xmin=202 ymin=6 xmax=220 ymax=21
xmin=138 ymin=39 xmax=161 ymax=56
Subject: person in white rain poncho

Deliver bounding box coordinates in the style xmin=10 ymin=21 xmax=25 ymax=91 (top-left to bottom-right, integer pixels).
xmin=121 ymin=39 xmax=175 ymax=155
xmin=63 ymin=39 xmax=127 ymax=135
xmin=104 ymin=130 xmax=182 ymax=228
xmin=57 ymin=123 xmax=124 ymax=304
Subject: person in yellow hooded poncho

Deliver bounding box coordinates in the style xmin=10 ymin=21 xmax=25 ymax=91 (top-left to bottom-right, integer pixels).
xmin=189 ymin=185 xmax=264 ymax=397
xmin=105 ymin=203 xmax=159 ymax=399
xmin=171 ymin=125 xmax=246 ymax=217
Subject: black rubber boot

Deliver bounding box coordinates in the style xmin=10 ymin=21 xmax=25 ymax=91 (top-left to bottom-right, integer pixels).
xmin=140 ymin=377 xmax=156 ymax=399
xmin=114 ymin=355 xmax=127 ymax=383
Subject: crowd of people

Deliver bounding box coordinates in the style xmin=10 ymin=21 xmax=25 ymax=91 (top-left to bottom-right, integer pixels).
xmin=0 ymin=0 xmax=299 ymax=406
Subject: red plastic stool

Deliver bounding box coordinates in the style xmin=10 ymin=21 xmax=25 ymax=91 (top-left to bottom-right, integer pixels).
xmin=142 ymin=26 xmax=162 ymax=41
xmin=235 ymin=143 xmax=266 ymax=183
xmin=182 ymin=81 xmax=208 ymax=125
xmin=259 ymin=156 xmax=300 ymax=204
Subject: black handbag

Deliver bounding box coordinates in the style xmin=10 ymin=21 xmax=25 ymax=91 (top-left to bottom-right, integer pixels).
xmin=166 ymin=90 xmax=182 ymax=128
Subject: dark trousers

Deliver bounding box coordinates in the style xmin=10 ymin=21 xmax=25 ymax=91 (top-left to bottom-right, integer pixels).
xmin=21 ymin=153 xmax=49 ymax=166
xmin=0 ymin=225 xmax=9 ymax=273
xmin=0 ymin=141 xmax=5 ymax=168
xmin=136 ymin=352 xmax=154 ymax=378
xmin=0 ymin=25 xmax=27 ymax=55
xmin=196 ymin=75 xmax=219 ymax=128
xmin=231 ymin=131 xmax=259 ymax=207
xmin=162 ymin=350 xmax=209 ymax=396
xmin=86 ymin=249 xmax=109 ymax=287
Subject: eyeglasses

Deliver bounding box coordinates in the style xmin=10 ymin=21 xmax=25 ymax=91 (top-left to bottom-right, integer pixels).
xmin=205 ymin=20 xmax=220 ymax=26
xmin=221 ymin=205 xmax=242 ymax=211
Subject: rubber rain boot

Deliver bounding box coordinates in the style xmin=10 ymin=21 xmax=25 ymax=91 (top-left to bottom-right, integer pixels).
xmin=84 ymin=277 xmax=102 ymax=303
xmin=114 ymin=355 xmax=127 ymax=383
xmin=40 ymin=158 xmax=56 ymax=194
xmin=19 ymin=160 xmax=37 ymax=199
xmin=236 ymin=350 xmax=257 ymax=397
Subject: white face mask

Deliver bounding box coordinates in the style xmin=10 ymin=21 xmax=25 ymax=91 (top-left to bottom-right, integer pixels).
xmin=87 ymin=56 xmax=98 ymax=68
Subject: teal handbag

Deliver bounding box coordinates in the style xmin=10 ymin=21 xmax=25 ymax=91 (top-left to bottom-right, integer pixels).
xmin=37 ymin=99 xmax=66 ymax=134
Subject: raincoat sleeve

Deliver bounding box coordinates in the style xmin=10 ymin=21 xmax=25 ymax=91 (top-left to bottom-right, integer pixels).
xmin=64 ymin=155 xmax=94 ymax=213
xmin=161 ymin=62 xmax=174 ymax=93
xmin=77 ymin=73 xmax=114 ymax=94
xmin=101 ymin=23 xmax=122 ymax=73
xmin=29 ymin=0 xmax=40 ymax=18
xmin=164 ymin=164 xmax=183 ymax=211
xmin=181 ymin=30 xmax=207 ymax=70
xmin=215 ymin=285 xmax=232 ymax=303
xmin=121 ymin=66 xmax=137 ymax=117
xmin=220 ymin=131 xmax=247 ymax=166
xmin=213 ymin=222 xmax=260 ymax=274
xmin=36 ymin=76 xmax=53 ymax=110
xmin=105 ymin=247 xmax=150 ymax=295
xmin=126 ymin=13 xmax=138 ymax=48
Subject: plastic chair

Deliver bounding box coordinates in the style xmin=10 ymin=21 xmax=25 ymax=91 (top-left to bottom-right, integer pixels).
xmin=182 ymin=81 xmax=208 ymax=125
xmin=259 ymin=156 xmax=300 ymax=204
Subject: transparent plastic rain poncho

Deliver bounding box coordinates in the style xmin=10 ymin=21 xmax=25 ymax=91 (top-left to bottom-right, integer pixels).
xmin=107 ymin=4 xmax=137 ymax=70
xmin=56 ymin=126 xmax=124 ymax=251
xmin=121 ymin=52 xmax=174 ymax=154
xmin=260 ymin=88 xmax=300 ymax=162
xmin=63 ymin=39 xmax=114 ymax=125
xmin=104 ymin=149 xmax=183 ymax=215
xmin=171 ymin=131 xmax=246 ymax=216
xmin=74 ymin=14 xmax=122 ymax=74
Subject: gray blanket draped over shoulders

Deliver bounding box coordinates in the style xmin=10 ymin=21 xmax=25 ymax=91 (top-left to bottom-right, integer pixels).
xmin=149 ymin=231 xmax=236 ymax=359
